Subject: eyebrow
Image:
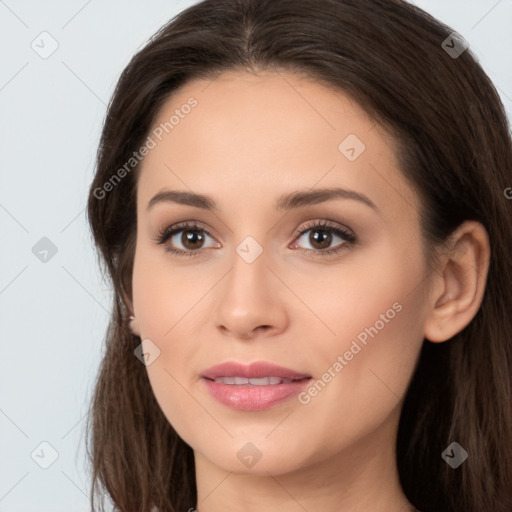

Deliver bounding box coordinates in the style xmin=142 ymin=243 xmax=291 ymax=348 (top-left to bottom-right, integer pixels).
xmin=146 ymin=187 xmax=379 ymax=212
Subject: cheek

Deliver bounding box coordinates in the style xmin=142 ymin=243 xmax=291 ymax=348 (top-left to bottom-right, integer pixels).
xmin=291 ymin=241 xmax=427 ymax=420
xmin=285 ymin=295 xmax=424 ymax=464
xmin=290 ymin=232 xmax=426 ymax=357
xmin=131 ymin=245 xmax=209 ymax=436
xmin=132 ymin=241 xmax=206 ymax=335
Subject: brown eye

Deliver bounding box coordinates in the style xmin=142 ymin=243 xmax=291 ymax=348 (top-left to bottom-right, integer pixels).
xmin=154 ymin=222 xmax=219 ymax=257
xmin=180 ymin=229 xmax=206 ymax=250
xmin=291 ymin=220 xmax=357 ymax=257
xmin=307 ymin=229 xmax=334 ymax=250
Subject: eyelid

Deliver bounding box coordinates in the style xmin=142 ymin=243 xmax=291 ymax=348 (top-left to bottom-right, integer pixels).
xmin=291 ymin=219 xmax=356 ymax=243
xmin=152 ymin=220 xmax=219 ymax=250
xmin=154 ymin=218 xmax=357 ymax=257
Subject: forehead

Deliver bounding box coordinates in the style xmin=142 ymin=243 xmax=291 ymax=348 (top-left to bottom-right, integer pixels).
xmin=136 ymin=70 xmax=418 ymax=220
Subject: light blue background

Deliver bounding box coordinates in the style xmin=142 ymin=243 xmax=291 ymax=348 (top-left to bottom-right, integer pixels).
xmin=1 ymin=1 xmax=511 ymax=510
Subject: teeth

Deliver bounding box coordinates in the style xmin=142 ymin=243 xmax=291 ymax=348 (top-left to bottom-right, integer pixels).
xmin=213 ymin=376 xmax=294 ymax=385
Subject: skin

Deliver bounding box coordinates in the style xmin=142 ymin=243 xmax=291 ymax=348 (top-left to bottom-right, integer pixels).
xmin=128 ymin=70 xmax=490 ymax=512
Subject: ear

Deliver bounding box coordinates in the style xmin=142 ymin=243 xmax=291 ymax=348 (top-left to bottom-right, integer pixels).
xmin=423 ymin=220 xmax=490 ymax=343
xmin=128 ymin=315 xmax=141 ymax=337
xmin=123 ymin=292 xmax=141 ymax=337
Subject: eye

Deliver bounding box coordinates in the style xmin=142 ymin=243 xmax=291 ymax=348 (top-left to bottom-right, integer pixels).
xmin=153 ymin=221 xmax=219 ymax=257
xmin=153 ymin=219 xmax=357 ymax=258
xmin=290 ymin=219 xmax=357 ymax=256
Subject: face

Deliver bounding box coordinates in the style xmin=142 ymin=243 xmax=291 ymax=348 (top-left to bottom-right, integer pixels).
xmin=131 ymin=70 xmax=430 ymax=476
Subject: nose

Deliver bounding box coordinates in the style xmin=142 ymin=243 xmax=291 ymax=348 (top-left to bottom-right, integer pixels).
xmin=214 ymin=245 xmax=288 ymax=340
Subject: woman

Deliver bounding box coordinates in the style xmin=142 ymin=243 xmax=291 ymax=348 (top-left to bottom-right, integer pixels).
xmin=86 ymin=0 xmax=512 ymax=511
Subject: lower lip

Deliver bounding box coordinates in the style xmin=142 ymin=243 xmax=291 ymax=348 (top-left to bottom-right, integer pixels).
xmin=202 ymin=378 xmax=311 ymax=411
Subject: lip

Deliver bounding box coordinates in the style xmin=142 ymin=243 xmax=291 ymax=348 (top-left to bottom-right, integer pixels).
xmin=200 ymin=361 xmax=311 ymax=380
xmin=200 ymin=361 xmax=311 ymax=411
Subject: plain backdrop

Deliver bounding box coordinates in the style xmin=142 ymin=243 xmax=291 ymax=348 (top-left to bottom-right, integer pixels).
xmin=0 ymin=1 xmax=511 ymax=510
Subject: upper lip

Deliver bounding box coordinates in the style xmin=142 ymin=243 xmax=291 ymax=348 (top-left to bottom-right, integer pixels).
xmin=201 ymin=361 xmax=311 ymax=380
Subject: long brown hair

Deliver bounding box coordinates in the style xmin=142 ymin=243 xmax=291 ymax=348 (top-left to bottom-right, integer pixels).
xmin=85 ymin=0 xmax=512 ymax=510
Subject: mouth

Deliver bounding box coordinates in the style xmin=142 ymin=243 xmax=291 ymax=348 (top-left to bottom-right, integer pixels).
xmin=203 ymin=376 xmax=310 ymax=385
xmin=200 ymin=360 xmax=312 ymax=382
xmin=200 ymin=361 xmax=312 ymax=411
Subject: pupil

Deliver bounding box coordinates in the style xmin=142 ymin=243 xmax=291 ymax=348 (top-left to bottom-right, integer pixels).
xmin=311 ymin=230 xmax=331 ymax=249
xmin=180 ymin=229 xmax=333 ymax=251
xmin=183 ymin=230 xmax=203 ymax=249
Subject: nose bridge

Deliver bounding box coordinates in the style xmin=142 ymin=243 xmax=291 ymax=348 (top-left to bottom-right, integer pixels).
xmin=214 ymin=232 xmax=286 ymax=336
xmin=225 ymin=234 xmax=270 ymax=304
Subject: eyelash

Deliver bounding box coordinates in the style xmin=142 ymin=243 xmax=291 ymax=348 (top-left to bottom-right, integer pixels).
xmin=154 ymin=219 xmax=357 ymax=258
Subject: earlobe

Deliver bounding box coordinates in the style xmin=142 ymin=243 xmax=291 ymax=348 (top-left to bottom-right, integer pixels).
xmin=423 ymin=221 xmax=490 ymax=343
xmin=128 ymin=314 xmax=141 ymax=337
xmin=123 ymin=293 xmax=140 ymax=336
